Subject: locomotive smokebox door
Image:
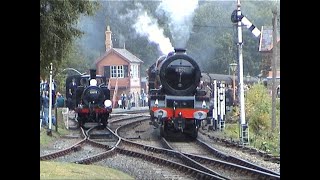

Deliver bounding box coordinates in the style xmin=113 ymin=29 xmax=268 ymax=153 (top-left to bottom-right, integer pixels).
xmin=90 ymin=69 xmax=96 ymax=79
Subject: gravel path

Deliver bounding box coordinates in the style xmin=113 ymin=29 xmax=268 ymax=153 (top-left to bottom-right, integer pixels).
xmin=94 ymin=154 xmax=194 ymax=180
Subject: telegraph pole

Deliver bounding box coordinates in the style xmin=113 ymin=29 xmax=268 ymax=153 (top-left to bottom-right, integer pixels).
xmin=271 ymin=8 xmax=278 ymax=131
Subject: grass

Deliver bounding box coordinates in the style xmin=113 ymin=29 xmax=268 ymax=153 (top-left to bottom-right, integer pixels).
xmin=221 ymin=84 xmax=280 ymax=156
xmin=221 ymin=123 xmax=240 ymax=140
xmin=40 ymin=122 xmax=133 ymax=179
xmin=40 ymin=125 xmax=69 ymax=147
xmin=40 ymin=161 xmax=134 ymax=180
xmin=223 ymin=122 xmax=280 ymax=156
xmin=40 ymin=108 xmax=73 ymax=147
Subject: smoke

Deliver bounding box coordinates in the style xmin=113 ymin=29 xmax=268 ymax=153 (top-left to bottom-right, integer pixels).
xmin=131 ymin=0 xmax=199 ymax=54
xmin=156 ymin=0 xmax=199 ymax=49
xmin=132 ymin=10 xmax=174 ymax=54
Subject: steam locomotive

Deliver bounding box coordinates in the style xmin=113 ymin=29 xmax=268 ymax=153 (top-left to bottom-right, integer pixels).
xmin=65 ymin=69 xmax=112 ymax=128
xmin=148 ymin=48 xmax=210 ymax=139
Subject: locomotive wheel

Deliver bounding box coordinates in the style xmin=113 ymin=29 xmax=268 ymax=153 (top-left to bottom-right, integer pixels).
xmin=160 ymin=124 xmax=168 ymax=138
xmin=78 ymin=119 xmax=84 ymax=129
xmin=189 ymin=125 xmax=198 ymax=140
xmin=101 ymin=118 xmax=107 ymax=129
xmin=160 ymin=125 xmax=164 ymax=137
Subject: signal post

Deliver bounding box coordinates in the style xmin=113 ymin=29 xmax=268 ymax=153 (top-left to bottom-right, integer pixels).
xmin=231 ymin=0 xmax=261 ymax=145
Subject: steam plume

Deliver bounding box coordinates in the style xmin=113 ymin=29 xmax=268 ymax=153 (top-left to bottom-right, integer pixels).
xmin=133 ymin=11 xmax=174 ymax=54
xmin=132 ymin=0 xmax=199 ymax=54
xmin=156 ymin=0 xmax=199 ymax=48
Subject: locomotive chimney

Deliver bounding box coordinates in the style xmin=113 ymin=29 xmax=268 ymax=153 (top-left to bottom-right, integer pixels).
xmin=90 ymin=69 xmax=97 ymax=79
xmin=105 ymin=25 xmax=112 ymax=51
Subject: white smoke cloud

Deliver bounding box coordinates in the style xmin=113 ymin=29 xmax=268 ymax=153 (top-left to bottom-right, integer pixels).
xmin=131 ymin=0 xmax=199 ymax=54
xmin=156 ymin=0 xmax=199 ymax=48
xmin=133 ymin=11 xmax=174 ymax=55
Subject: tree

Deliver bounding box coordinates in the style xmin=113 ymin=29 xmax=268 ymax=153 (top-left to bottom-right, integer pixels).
xmin=73 ymin=0 xmax=279 ymax=77
xmin=53 ymin=44 xmax=92 ymax=94
xmin=40 ymin=0 xmax=99 ymax=76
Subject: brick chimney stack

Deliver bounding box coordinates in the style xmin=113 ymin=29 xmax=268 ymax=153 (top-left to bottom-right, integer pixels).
xmin=105 ymin=25 xmax=112 ymax=50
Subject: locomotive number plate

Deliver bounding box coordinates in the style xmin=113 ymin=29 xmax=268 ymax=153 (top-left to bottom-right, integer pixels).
xmin=90 ymin=89 xmax=98 ymax=94
xmin=175 ymin=67 xmax=186 ymax=73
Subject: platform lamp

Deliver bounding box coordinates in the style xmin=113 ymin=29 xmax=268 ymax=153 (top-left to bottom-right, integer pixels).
xmin=229 ymin=63 xmax=237 ymax=105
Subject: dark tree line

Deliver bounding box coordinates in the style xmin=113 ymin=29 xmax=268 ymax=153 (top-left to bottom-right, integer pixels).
xmin=76 ymin=0 xmax=279 ymax=77
xmin=40 ymin=0 xmax=279 ymax=78
xmin=40 ymin=0 xmax=99 ymax=77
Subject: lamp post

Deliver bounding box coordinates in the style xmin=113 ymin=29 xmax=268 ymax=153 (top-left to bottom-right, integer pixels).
xmin=229 ymin=63 xmax=237 ymax=105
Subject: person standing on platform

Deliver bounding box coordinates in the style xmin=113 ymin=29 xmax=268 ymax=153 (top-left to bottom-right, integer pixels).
xmin=56 ymin=92 xmax=65 ymax=108
xmin=68 ymin=78 xmax=77 ymax=110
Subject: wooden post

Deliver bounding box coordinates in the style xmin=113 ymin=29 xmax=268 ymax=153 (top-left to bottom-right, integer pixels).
xmin=55 ymin=107 xmax=58 ymax=132
xmin=271 ymin=8 xmax=278 ymax=131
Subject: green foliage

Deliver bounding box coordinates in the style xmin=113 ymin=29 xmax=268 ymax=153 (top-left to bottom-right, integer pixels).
xmin=40 ymin=0 xmax=99 ymax=76
xmin=245 ymin=84 xmax=272 ymax=134
xmin=52 ymin=44 xmax=92 ymax=95
xmin=250 ymin=131 xmax=280 ymax=155
xmin=245 ymin=83 xmax=280 ymax=155
xmin=226 ymin=83 xmax=280 ymax=155
xmin=40 ymin=0 xmax=281 ymax=92
xmin=72 ymin=1 xmax=279 ymax=77
xmin=222 ymin=123 xmax=240 ymax=140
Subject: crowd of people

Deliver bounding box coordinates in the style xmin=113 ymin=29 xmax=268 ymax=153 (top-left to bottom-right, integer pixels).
xmin=118 ymin=91 xmax=148 ymax=110
xmin=40 ymin=78 xmax=65 ymax=128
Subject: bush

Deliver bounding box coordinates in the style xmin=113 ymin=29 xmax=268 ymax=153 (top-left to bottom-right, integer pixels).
xmin=225 ymin=84 xmax=280 ymax=155
xmin=245 ymin=84 xmax=272 ymax=134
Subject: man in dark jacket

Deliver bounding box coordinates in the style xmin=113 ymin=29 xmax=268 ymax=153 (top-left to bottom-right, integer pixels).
xmin=68 ymin=78 xmax=77 ymax=110
xmin=56 ymin=92 xmax=65 ymax=108
xmin=41 ymin=91 xmax=50 ymax=127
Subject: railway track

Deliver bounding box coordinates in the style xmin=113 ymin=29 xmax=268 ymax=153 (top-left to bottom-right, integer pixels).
xmin=40 ymin=126 xmax=116 ymax=162
xmin=115 ymin=117 xmax=279 ymax=179
xmin=42 ymin=113 xmax=221 ymax=179
xmin=41 ymin=109 xmax=280 ymax=179
xmin=80 ymin=117 xmax=225 ymax=179
xmin=161 ymin=138 xmax=280 ymax=180
xmin=199 ymin=129 xmax=280 ymax=164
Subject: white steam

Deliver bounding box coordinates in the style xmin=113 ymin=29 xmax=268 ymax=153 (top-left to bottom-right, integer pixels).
xmin=133 ymin=11 xmax=174 ymax=54
xmin=157 ymin=0 xmax=199 ymax=48
xmin=132 ymin=0 xmax=199 ymax=54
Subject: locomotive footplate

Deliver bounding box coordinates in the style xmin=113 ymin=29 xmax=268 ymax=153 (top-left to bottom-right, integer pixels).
xmin=173 ymin=117 xmax=185 ymax=131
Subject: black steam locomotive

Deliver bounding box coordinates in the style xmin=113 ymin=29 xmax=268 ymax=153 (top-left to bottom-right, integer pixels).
xmin=65 ymin=69 xmax=112 ymax=128
xmin=148 ymin=48 xmax=210 ymax=139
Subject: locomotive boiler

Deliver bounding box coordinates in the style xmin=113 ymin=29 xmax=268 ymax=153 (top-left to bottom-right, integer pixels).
xmin=148 ymin=48 xmax=210 ymax=139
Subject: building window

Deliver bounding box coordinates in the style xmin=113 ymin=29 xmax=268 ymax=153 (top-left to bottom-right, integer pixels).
xmin=130 ymin=64 xmax=139 ymax=78
xmin=111 ymin=65 xmax=124 ymax=78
